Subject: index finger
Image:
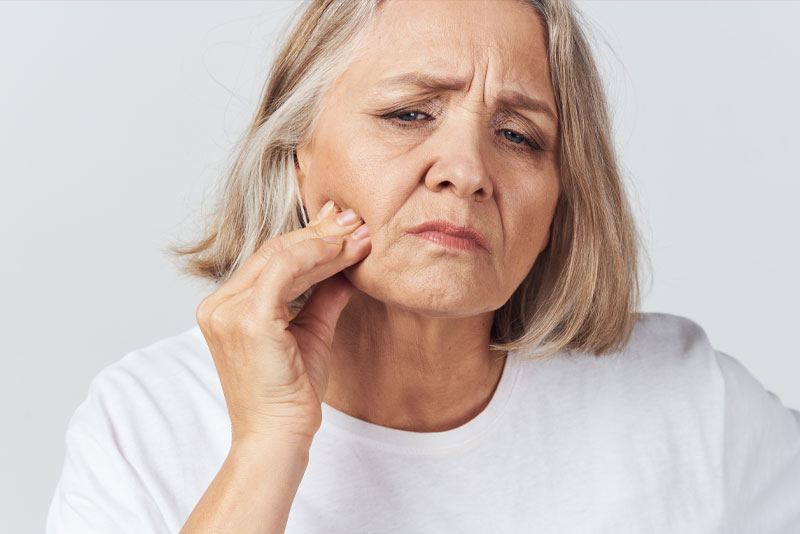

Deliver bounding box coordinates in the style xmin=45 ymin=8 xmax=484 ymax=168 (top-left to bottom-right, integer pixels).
xmin=216 ymin=200 xmax=361 ymax=298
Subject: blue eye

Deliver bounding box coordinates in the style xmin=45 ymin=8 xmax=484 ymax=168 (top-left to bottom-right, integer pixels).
xmin=503 ymin=130 xmax=525 ymax=145
xmin=382 ymin=109 xmax=542 ymax=153
xmin=394 ymin=111 xmax=427 ymax=122
xmin=501 ymin=130 xmax=542 ymax=152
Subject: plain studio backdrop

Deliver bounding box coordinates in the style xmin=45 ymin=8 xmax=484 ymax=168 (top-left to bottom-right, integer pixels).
xmin=1 ymin=1 xmax=798 ymax=531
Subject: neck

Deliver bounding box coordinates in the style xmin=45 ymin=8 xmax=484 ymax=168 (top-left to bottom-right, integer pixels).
xmin=323 ymin=290 xmax=507 ymax=432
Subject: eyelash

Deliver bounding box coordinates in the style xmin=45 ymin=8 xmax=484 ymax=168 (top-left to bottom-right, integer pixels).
xmin=381 ymin=109 xmax=543 ymax=153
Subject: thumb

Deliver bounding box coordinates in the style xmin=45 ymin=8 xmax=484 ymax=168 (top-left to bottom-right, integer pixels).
xmin=291 ymin=272 xmax=356 ymax=347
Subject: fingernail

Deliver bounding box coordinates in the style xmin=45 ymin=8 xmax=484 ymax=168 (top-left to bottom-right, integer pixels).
xmin=336 ymin=209 xmax=359 ymax=226
xmin=352 ymin=224 xmax=370 ymax=240
xmin=316 ymin=200 xmax=335 ymax=220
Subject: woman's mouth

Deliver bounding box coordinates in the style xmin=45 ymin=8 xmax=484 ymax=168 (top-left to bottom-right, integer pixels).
xmin=405 ymin=219 xmax=490 ymax=253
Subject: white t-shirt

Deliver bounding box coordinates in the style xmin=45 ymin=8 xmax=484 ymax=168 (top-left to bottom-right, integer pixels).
xmin=46 ymin=312 xmax=800 ymax=533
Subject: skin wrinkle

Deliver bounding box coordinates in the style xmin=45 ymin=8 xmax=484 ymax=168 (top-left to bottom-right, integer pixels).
xmin=294 ymin=0 xmax=560 ymax=432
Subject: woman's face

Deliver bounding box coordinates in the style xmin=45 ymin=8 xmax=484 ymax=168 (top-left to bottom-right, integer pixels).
xmin=296 ymin=0 xmax=560 ymax=316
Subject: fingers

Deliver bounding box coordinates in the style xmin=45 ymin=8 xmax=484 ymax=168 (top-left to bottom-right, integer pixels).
xmin=305 ymin=199 xmax=336 ymax=228
xmin=252 ymin=226 xmax=371 ymax=323
xmin=289 ymin=272 xmax=356 ymax=349
xmin=218 ymin=200 xmax=367 ymax=298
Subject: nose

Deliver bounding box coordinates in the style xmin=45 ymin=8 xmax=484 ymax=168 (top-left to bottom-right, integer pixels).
xmin=423 ymin=110 xmax=494 ymax=202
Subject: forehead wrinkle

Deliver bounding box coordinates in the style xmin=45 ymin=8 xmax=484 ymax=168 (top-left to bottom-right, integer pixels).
xmin=361 ymin=1 xmax=555 ymax=122
xmin=371 ymin=69 xmax=556 ymax=125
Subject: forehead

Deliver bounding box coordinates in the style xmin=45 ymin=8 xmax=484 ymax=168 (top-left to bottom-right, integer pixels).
xmin=342 ymin=0 xmax=552 ymax=101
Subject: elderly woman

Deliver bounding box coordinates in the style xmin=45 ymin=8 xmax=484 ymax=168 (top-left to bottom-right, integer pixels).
xmin=47 ymin=0 xmax=800 ymax=533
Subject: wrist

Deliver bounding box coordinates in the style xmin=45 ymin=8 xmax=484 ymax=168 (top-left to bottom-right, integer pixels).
xmin=230 ymin=433 xmax=313 ymax=462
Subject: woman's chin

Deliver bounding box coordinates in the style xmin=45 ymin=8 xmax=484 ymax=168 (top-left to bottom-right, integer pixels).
xmin=342 ymin=261 xmax=499 ymax=317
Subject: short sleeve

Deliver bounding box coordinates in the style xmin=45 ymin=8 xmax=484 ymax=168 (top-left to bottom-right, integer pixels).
xmin=46 ymin=369 xmax=171 ymax=534
xmin=715 ymin=349 xmax=800 ymax=533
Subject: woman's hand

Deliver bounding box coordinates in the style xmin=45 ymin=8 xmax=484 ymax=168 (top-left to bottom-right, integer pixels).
xmin=195 ymin=200 xmax=371 ymax=446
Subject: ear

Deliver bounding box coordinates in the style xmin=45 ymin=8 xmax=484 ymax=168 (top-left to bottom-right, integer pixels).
xmin=294 ymin=143 xmax=312 ymax=207
xmin=294 ymin=151 xmax=305 ymax=203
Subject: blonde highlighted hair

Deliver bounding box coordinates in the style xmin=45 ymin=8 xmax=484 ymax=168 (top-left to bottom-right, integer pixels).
xmin=166 ymin=0 xmax=651 ymax=360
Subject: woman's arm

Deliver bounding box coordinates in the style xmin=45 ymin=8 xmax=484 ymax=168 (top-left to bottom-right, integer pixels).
xmin=180 ymin=436 xmax=312 ymax=534
xmin=182 ymin=200 xmax=369 ymax=532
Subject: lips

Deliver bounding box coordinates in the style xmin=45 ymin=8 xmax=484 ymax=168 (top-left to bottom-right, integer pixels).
xmin=406 ymin=219 xmax=490 ymax=252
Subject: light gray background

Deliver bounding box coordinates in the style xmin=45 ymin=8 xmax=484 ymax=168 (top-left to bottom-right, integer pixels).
xmin=1 ymin=1 xmax=798 ymax=531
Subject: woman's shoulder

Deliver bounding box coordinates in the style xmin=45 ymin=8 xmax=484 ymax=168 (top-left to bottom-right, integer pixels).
xmin=49 ymin=326 xmax=230 ymax=532
xmin=69 ymin=324 xmax=229 ymax=451
xmin=532 ymin=311 xmax=800 ymax=530
xmin=103 ymin=324 xmax=213 ymax=380
xmin=525 ymin=311 xmax=722 ymax=388
xmin=91 ymin=324 xmax=224 ymax=421
xmin=84 ymin=325 xmax=222 ymax=417
xmin=568 ymin=311 xmax=753 ymax=390
xmin=616 ymin=311 xmax=798 ymax=425
xmin=515 ymin=310 xmax=798 ymax=462
xmin=621 ymin=310 xmax=716 ymax=363
xmin=634 ymin=312 xmax=800 ymax=530
xmin=543 ymin=311 xmax=798 ymax=427
xmin=62 ymin=325 xmax=229 ymax=473
xmin=621 ymin=311 xmax=721 ymax=380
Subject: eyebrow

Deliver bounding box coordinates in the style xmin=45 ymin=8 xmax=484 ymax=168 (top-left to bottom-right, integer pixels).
xmin=374 ymin=72 xmax=557 ymax=124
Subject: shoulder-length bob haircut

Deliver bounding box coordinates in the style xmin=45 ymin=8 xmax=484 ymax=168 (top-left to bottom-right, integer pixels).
xmin=167 ymin=0 xmax=650 ymax=360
